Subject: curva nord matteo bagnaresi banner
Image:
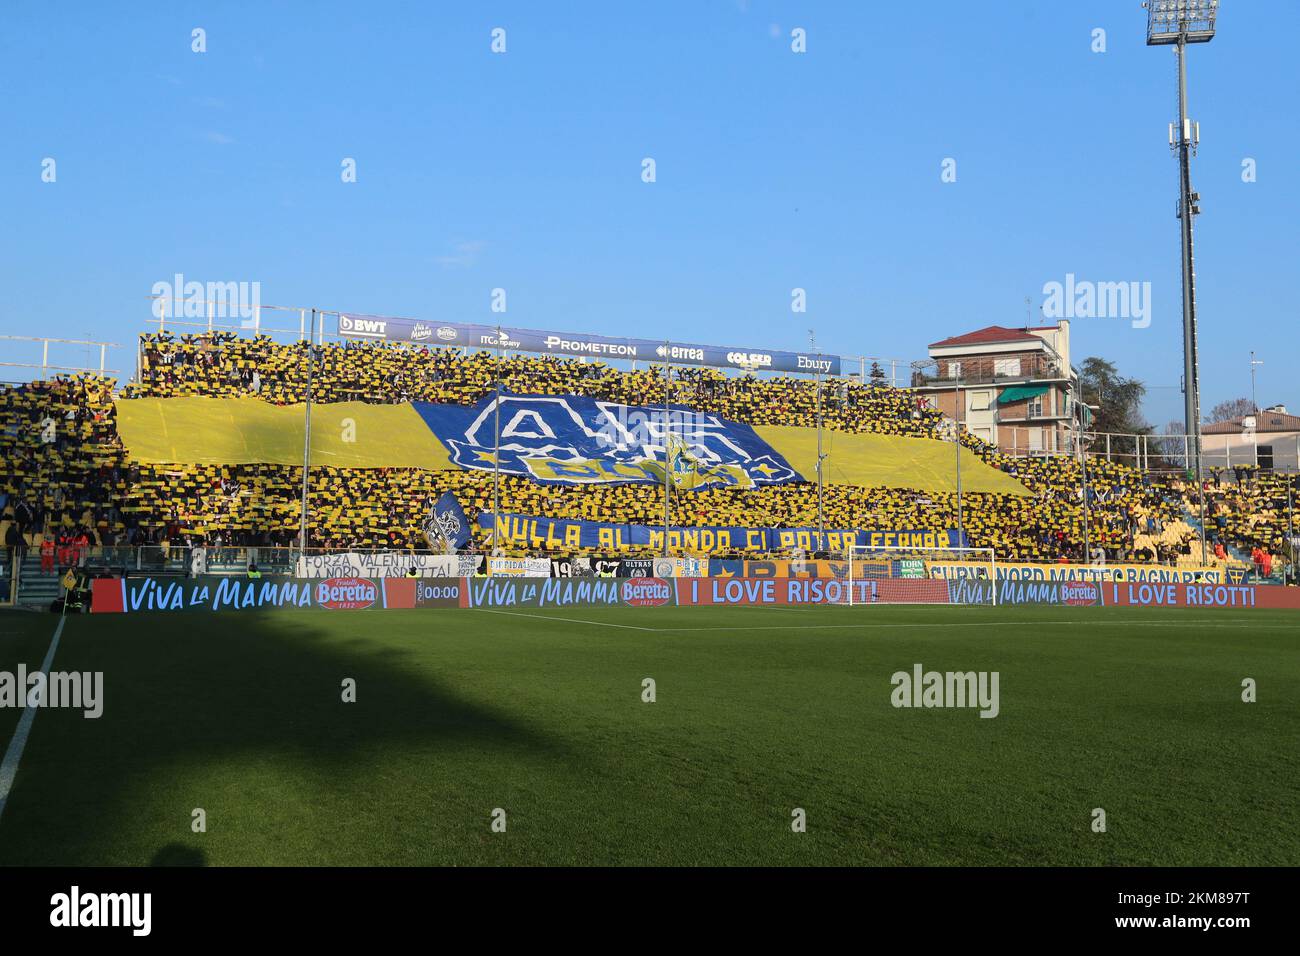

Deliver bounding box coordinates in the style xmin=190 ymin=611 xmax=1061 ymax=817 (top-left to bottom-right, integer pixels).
xmin=336 ymin=314 xmax=841 ymax=375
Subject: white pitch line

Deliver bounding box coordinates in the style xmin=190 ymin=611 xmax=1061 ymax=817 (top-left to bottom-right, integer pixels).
xmin=479 ymin=611 xmax=1278 ymax=634
xmin=655 ymin=619 xmax=1283 ymax=632
xmin=0 ymin=615 xmax=65 ymax=825
xmin=474 ymin=608 xmax=657 ymax=631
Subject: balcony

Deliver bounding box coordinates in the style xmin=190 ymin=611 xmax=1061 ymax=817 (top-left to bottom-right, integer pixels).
xmin=911 ymin=364 xmax=1068 ymax=388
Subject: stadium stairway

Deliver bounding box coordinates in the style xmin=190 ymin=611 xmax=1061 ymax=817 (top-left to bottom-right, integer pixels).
xmin=1180 ymin=508 xmax=1283 ymax=581
xmin=16 ymin=555 xmax=62 ymax=609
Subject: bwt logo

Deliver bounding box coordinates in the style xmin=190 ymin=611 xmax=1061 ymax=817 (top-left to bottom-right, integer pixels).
xmin=1041 ymin=273 xmax=1151 ymax=329
xmin=622 ymin=578 xmax=672 ymax=606
xmin=316 ymin=577 xmax=378 ymax=610
xmin=150 ymin=273 xmax=260 ymax=320
xmin=339 ymin=315 xmax=387 ymax=337
xmin=727 ymin=351 xmax=773 ymax=368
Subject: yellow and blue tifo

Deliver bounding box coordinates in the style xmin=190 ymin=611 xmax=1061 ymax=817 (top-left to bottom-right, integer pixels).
xmin=114 ymin=395 xmax=1029 ymax=497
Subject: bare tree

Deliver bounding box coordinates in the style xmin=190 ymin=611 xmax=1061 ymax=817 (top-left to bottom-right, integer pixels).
xmin=1207 ymin=397 xmax=1254 ymax=423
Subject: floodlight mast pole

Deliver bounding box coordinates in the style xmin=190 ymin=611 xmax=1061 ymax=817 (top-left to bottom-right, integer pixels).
xmin=493 ymin=327 xmax=502 ymax=557
xmin=298 ymin=308 xmax=317 ymax=553
xmin=1249 ymin=351 xmax=1262 ymax=412
xmin=1075 ymin=370 xmax=1091 ymax=562
xmin=662 ymin=349 xmax=672 ymax=558
xmin=811 ymin=330 xmax=825 ymax=548
xmin=954 ymin=368 xmax=963 ymax=544
xmin=1177 ymin=37 xmax=1208 ymax=565
xmin=1146 ymin=0 xmax=1216 ymax=565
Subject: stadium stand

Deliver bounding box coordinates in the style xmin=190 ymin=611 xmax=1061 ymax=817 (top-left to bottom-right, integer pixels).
xmin=2 ymin=333 xmax=1297 ymax=585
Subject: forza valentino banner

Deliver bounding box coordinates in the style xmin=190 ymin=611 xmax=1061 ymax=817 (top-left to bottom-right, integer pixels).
xmin=295 ymin=552 xmax=476 ymax=578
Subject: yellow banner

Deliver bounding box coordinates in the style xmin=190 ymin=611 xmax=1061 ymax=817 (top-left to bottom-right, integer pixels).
xmin=115 ymin=397 xmax=451 ymax=470
xmin=757 ymin=425 xmax=1028 ymax=496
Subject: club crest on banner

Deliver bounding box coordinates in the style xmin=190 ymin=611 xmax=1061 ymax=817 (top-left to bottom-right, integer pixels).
xmin=417 ymin=394 xmax=802 ymax=490
xmin=421 ymin=492 xmax=472 ymax=553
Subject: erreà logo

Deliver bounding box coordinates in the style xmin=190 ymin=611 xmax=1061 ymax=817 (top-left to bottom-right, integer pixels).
xmin=339 ymin=315 xmax=387 ymax=338
xmin=622 ymin=578 xmax=671 ymax=607
xmin=316 ymin=577 xmax=377 ymax=610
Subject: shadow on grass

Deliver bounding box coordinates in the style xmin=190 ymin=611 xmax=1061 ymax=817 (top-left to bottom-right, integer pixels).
xmin=0 ymin=610 xmax=568 ymax=865
xmin=151 ymin=843 xmax=207 ymax=867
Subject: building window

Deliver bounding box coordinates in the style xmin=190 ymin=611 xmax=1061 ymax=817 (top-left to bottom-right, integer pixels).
xmin=1028 ymin=395 xmax=1044 ymax=418
xmin=994 ymin=357 xmax=1022 ymax=378
xmin=969 ymin=390 xmax=992 ymax=411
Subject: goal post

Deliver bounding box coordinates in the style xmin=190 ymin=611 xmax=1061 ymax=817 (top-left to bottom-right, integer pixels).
xmin=843 ymin=545 xmax=997 ymax=605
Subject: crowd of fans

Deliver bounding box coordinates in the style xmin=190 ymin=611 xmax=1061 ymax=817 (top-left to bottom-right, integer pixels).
xmin=1 ymin=332 xmax=1296 ymax=583
xmin=126 ymin=332 xmax=944 ymax=439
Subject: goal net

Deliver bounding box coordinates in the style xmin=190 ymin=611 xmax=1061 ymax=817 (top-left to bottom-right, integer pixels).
xmin=840 ymin=545 xmax=997 ymax=605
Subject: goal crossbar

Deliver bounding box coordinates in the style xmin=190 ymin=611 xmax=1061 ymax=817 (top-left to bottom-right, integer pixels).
xmin=844 ymin=545 xmax=997 ymax=606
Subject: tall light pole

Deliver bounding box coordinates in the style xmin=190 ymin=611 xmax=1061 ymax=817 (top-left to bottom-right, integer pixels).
xmin=492 ymin=327 xmax=503 ymax=555
xmin=915 ymin=356 xmax=967 ymax=546
xmin=662 ymin=351 xmax=673 ymax=557
xmin=1073 ymin=370 xmax=1101 ymax=564
xmin=1145 ymin=0 xmax=1217 ymax=565
xmin=298 ymin=308 xmax=318 ymax=553
xmin=1073 ymin=372 xmax=1088 ymax=561
xmin=1249 ymin=351 xmax=1263 ymax=412
xmin=810 ymin=329 xmax=826 ymax=548
xmin=953 ymin=367 xmax=964 ymax=544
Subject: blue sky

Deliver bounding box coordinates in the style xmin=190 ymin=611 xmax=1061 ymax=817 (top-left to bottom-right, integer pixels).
xmin=2 ymin=1 xmax=1296 ymax=427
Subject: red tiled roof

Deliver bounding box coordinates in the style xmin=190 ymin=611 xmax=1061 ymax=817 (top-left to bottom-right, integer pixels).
xmin=1203 ymin=411 xmax=1300 ymax=434
xmin=929 ymin=325 xmax=1044 ymax=349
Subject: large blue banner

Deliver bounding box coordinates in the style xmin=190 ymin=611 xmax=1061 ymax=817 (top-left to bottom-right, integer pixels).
xmin=414 ymin=393 xmax=803 ymax=490
xmin=479 ymin=513 xmax=969 ymax=552
xmin=337 ymin=314 xmax=841 ymax=376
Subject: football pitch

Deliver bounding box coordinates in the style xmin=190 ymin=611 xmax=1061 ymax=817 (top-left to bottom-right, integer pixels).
xmin=0 ymin=604 xmax=1295 ymax=867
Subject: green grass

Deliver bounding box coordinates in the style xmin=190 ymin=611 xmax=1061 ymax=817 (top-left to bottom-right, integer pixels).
xmin=0 ymin=603 xmax=1296 ymax=866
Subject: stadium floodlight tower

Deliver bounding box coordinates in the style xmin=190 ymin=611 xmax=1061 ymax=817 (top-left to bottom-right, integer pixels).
xmin=298 ymin=308 xmax=321 ymax=554
xmin=1144 ymin=0 xmax=1217 ymax=564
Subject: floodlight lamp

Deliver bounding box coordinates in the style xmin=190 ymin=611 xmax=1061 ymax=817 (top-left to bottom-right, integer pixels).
xmin=1145 ymin=0 xmax=1218 ymax=45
